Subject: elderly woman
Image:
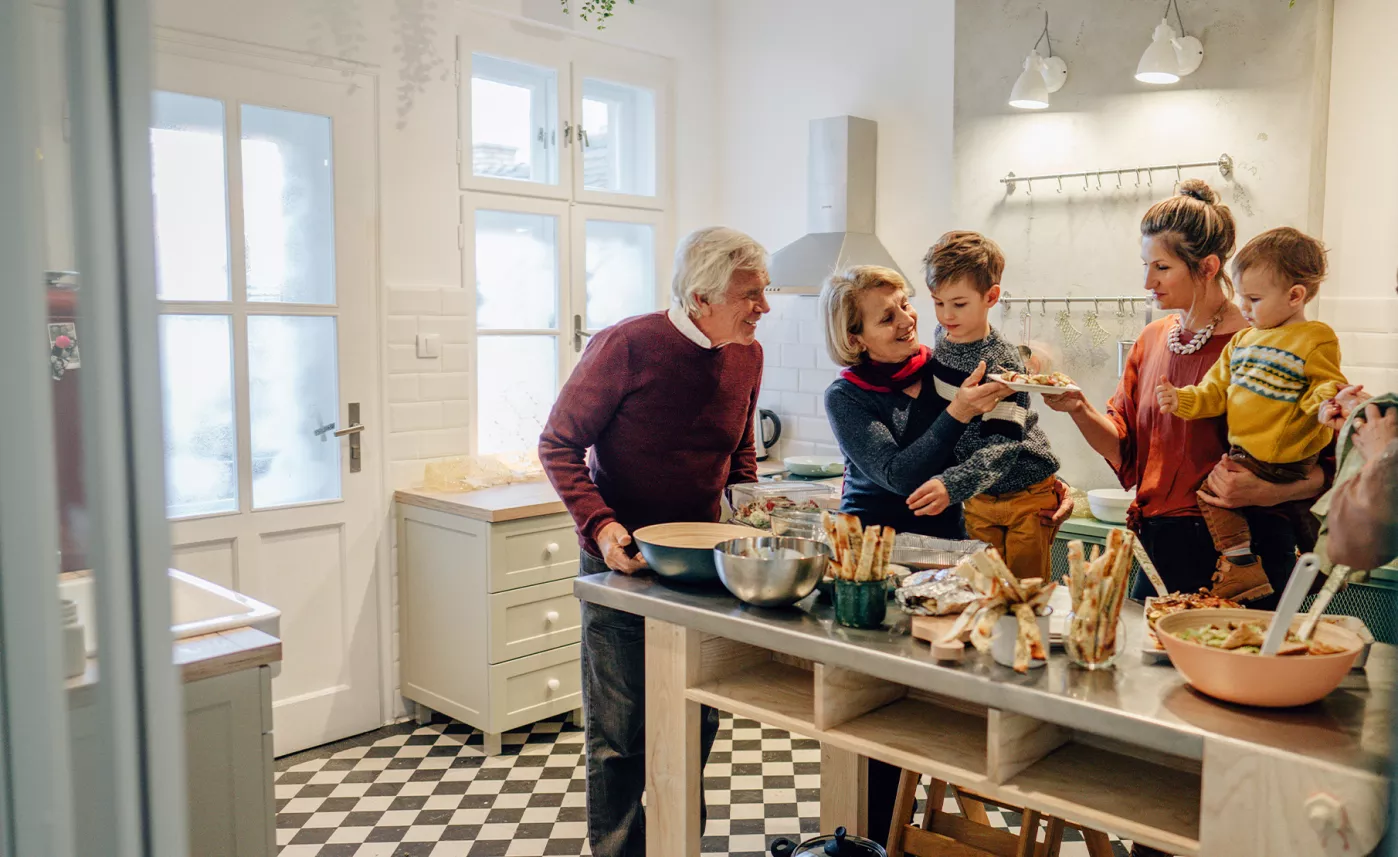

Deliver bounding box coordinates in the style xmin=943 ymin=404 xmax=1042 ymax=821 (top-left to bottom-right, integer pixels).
xmin=1043 ymin=180 xmax=1326 ymax=613
xmin=540 ymin=226 xmax=770 ymax=857
xmin=820 ymin=265 xmax=1014 ymax=538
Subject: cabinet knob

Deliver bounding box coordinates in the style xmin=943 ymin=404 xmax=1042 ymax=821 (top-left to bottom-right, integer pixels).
xmin=545 ymin=542 xmax=560 ymax=557
xmin=546 ymin=678 xmax=561 ymax=692
xmin=545 ymin=610 xmax=560 ymax=625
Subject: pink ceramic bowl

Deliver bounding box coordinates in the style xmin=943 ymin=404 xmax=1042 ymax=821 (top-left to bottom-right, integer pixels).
xmin=1155 ymin=608 xmax=1363 ymax=708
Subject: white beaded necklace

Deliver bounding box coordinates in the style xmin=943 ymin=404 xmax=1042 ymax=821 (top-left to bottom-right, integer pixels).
xmin=1167 ymin=307 xmax=1224 ymax=356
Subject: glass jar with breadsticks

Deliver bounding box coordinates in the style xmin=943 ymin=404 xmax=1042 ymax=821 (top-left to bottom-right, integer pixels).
xmin=821 ymin=511 xmax=896 ymax=629
xmin=1063 ymin=528 xmax=1136 ymax=669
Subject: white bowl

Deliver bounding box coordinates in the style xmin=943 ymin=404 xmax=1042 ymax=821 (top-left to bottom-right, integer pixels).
xmin=784 ymin=456 xmax=844 ymax=478
xmin=1087 ymin=488 xmax=1134 ymax=524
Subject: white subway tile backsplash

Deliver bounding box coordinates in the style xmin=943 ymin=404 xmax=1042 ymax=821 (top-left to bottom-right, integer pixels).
xmin=757 ymin=320 xmax=797 ymax=344
xmin=1343 ymin=365 xmax=1398 ymax=395
xmin=388 ymin=287 xmax=442 ymax=316
xmin=442 ymin=344 xmax=472 ymax=373
xmin=1337 ymin=332 xmax=1398 ymax=368
xmin=417 ymin=427 xmax=471 ymax=459
xmin=387 ymin=315 xmax=418 ymax=346
xmin=418 ymin=315 xmax=471 ymax=344
xmin=387 ymin=431 xmax=420 ymax=461
xmin=784 ymin=296 xmax=818 ymax=322
xmin=798 ymin=368 xmax=837 ymax=394
xmin=419 ymin=372 xmax=470 ymax=401
xmin=1321 ymin=296 xmax=1398 ymax=335
xmin=784 ymin=440 xmax=815 ymax=457
xmin=764 ymin=367 xmax=800 ymax=392
xmin=797 ymin=321 xmax=827 ymax=346
xmin=387 ymin=374 xmax=420 ymax=403
xmin=758 ymin=390 xmax=782 ymax=411
xmin=389 ymin=460 xmax=426 ymax=490
xmin=781 ymin=343 xmax=815 ymax=369
xmin=441 ymin=287 xmax=472 ymax=316
xmin=780 ymin=391 xmax=816 ymax=416
xmin=388 ymin=344 xmax=436 ymax=375
xmin=443 ymin=400 xmax=472 ymax=428
xmin=797 ymin=416 xmax=837 ymax=444
xmin=391 ymin=401 xmax=443 ymax=432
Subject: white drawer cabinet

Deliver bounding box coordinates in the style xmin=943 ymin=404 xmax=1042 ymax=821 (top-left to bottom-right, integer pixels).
xmin=397 ymin=501 xmax=583 ymax=754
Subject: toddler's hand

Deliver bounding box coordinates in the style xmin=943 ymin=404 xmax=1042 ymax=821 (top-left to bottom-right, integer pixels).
xmin=1155 ymin=375 xmax=1180 ymax=415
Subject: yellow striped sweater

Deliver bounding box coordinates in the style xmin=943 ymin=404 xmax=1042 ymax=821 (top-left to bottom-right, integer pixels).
xmin=1174 ymin=321 xmax=1345 ymax=464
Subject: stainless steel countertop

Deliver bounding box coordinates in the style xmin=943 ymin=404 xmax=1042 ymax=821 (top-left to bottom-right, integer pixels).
xmin=575 ymin=572 xmax=1393 ymax=774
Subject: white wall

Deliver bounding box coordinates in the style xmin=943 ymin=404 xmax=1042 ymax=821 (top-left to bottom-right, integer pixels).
xmin=1319 ymin=0 xmax=1398 ymax=395
xmin=953 ymin=0 xmax=1335 ymax=490
xmin=713 ymin=0 xmax=958 ymax=457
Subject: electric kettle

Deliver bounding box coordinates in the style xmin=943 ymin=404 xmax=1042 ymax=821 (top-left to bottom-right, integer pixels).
xmin=754 ymin=408 xmax=782 ymax=461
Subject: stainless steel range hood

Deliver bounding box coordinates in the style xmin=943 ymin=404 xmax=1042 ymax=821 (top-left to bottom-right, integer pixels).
xmin=766 ymin=115 xmax=905 ymax=295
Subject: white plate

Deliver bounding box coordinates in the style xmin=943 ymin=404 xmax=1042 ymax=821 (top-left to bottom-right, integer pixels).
xmin=1048 ymin=584 xmax=1072 ymax=645
xmin=987 ymin=374 xmax=1081 ymax=396
xmin=784 ymin=456 xmax=844 ymax=477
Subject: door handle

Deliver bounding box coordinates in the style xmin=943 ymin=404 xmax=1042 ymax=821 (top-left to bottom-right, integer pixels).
xmin=339 ymin=403 xmax=364 ymax=473
xmin=572 ymin=315 xmax=594 ymax=353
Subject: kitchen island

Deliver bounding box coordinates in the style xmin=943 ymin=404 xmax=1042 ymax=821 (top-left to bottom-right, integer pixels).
xmin=575 ymin=572 xmax=1392 ymax=856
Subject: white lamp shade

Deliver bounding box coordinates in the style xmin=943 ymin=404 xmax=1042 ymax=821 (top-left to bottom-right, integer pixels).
xmin=1136 ymin=19 xmax=1182 ymax=84
xmin=1009 ymin=52 xmax=1050 ymax=109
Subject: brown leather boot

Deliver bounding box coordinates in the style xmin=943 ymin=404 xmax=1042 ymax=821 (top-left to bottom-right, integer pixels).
xmin=1210 ymin=555 xmax=1274 ymax=602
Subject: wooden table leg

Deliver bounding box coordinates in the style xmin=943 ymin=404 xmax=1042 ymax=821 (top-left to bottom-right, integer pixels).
xmin=1038 ymin=817 xmax=1065 ymax=857
xmin=1016 ymin=809 xmax=1043 ymax=857
xmin=920 ymin=779 xmax=948 ymax=830
xmin=819 ymin=744 xmax=868 ymax=837
xmin=1079 ymin=828 xmax=1115 ymax=857
xmin=645 ymin=619 xmax=701 ymax=857
xmin=954 ymin=787 xmax=992 ymax=826
xmin=885 ymin=769 xmax=920 ymax=857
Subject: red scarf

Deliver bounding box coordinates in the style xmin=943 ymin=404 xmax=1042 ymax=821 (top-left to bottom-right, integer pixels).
xmin=839 ymin=345 xmax=932 ymax=393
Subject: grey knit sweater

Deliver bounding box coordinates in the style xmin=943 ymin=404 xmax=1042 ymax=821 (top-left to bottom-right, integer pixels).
xmin=927 ymin=327 xmax=1059 ymax=503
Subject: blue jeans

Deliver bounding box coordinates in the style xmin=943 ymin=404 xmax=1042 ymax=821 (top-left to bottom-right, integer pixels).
xmin=578 ymin=552 xmax=721 ymax=857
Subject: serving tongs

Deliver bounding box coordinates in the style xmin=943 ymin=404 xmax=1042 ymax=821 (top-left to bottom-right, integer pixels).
xmin=1259 ymin=553 xmax=1322 ymax=656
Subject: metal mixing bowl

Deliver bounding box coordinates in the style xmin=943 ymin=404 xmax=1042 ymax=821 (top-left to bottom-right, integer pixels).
xmin=713 ymin=537 xmax=831 ymax=607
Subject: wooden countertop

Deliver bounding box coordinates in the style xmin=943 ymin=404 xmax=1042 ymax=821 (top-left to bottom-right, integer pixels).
xmin=395 ymin=481 xmax=567 ymax=523
xmin=67 ymin=627 xmax=282 ymax=699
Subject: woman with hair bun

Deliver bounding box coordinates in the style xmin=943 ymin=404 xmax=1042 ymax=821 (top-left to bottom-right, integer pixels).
xmin=1043 ymin=180 xmax=1326 ymax=612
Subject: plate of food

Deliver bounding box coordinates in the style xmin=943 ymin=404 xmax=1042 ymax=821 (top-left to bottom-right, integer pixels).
xmin=988 ymin=371 xmax=1081 ymax=395
xmin=1142 ymin=591 xmax=1243 ymax=660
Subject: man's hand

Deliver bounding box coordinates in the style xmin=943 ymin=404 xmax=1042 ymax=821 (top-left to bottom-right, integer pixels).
xmin=1203 ymin=456 xmax=1322 ymax=509
xmin=1155 ymin=375 xmax=1180 ymax=415
xmin=596 ymin=522 xmax=648 ymax=574
xmin=1352 ymin=403 xmax=1398 ymax=460
xmin=907 ymin=478 xmax=952 ymax=517
xmin=1319 ymin=384 xmax=1370 ymax=431
xmin=1039 ymin=478 xmax=1073 ymax=528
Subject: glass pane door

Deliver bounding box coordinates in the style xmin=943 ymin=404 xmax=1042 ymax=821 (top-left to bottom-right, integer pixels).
xmin=470 ymin=54 xmax=559 ymax=186
xmin=579 ymin=77 xmax=656 ymax=197
xmin=570 ymin=206 xmax=663 ymax=358
xmin=467 ymin=197 xmax=569 ymax=456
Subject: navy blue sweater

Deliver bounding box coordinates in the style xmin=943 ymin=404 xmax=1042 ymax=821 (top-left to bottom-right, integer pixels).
xmin=824 ymin=376 xmax=970 ymax=539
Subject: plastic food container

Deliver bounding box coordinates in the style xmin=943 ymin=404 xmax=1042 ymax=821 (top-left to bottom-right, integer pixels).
xmin=726 ymin=482 xmax=839 ymax=530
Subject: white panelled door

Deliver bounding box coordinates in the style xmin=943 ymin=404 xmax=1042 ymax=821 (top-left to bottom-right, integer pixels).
xmin=152 ymin=50 xmax=382 ymax=756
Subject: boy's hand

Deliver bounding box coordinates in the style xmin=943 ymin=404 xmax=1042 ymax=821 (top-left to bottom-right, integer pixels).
xmin=1320 ymin=384 xmax=1370 ymax=431
xmin=907 ymin=478 xmax=951 ymax=517
xmin=1155 ymin=375 xmax=1180 ymax=415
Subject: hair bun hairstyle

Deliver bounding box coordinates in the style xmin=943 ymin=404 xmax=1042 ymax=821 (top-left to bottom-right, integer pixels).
xmin=1177 ymin=178 xmax=1219 ymax=205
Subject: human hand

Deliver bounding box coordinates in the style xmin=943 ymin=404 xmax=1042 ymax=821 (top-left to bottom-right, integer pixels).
xmin=1039 ymin=478 xmax=1073 ymax=528
xmin=1040 ymin=388 xmax=1086 ymax=414
xmin=946 ymin=361 xmax=1014 ymax=423
xmin=1319 ymin=384 xmax=1370 ymax=431
xmin=1352 ymin=403 xmax=1398 ymax=460
xmin=907 ymin=478 xmax=952 ymax=516
xmin=596 ymin=522 xmax=648 ymax=574
xmin=1202 ymin=456 xmax=1320 ymax=509
xmin=1155 ymin=375 xmax=1180 ymax=415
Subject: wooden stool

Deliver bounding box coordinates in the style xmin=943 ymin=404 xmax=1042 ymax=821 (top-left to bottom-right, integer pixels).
xmin=884 ymin=770 xmax=1115 ymax=857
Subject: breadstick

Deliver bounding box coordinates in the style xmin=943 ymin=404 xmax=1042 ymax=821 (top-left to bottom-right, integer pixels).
xmin=878 ymin=525 xmax=897 ymax=581
xmin=855 ymin=525 xmax=882 ymax=582
xmin=1012 ymin=603 xmax=1046 ymax=672
xmin=821 ymin=511 xmax=839 ymax=560
xmin=1066 ymin=540 xmax=1086 ymax=609
xmin=834 ymin=514 xmax=857 ymax=579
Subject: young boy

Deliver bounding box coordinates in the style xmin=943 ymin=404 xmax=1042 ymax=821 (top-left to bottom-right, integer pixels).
xmin=1157 ymin=227 xmax=1346 ymax=599
xmin=911 ymin=231 xmax=1063 ymax=581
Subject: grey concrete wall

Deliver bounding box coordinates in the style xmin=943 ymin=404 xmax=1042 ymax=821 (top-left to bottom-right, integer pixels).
xmin=953 ymin=0 xmax=1334 ymax=491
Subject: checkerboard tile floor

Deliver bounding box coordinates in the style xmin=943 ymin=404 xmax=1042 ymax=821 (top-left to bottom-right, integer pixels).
xmin=275 ymin=715 xmax=1129 ymax=857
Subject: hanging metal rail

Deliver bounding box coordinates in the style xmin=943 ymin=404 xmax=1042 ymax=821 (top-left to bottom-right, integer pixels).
xmin=1001 ymin=153 xmax=1232 ymax=193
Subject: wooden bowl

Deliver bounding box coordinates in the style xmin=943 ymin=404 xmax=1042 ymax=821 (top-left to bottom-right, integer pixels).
xmin=633 ymin=523 xmax=764 ymax=584
xmin=1155 ymin=608 xmax=1363 ymax=708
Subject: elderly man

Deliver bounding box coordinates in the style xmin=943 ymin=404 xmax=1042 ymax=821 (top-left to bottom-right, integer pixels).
xmin=539 ymin=226 xmax=770 ymax=857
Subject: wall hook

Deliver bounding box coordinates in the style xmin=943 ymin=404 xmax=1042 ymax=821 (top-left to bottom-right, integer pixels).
xmin=1134 ymin=170 xmax=1141 ymax=188
xmin=1147 ymin=170 xmax=1154 ymax=187
xmin=1026 ymin=178 xmax=1033 ymax=196
xmin=1096 ymin=173 xmax=1103 ymax=191
xmin=1041 ymin=298 xmax=1049 ymax=316
xmin=1084 ymin=174 xmax=1090 ymax=191
xmin=1116 ymin=171 xmax=1123 ymax=189
xmin=1057 ymin=177 xmax=1064 ymax=194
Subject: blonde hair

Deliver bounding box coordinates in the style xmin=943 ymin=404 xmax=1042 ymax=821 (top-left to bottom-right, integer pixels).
xmin=1140 ymin=179 xmax=1238 ymax=298
xmin=924 ymin=230 xmax=1005 ymax=295
xmin=819 ymin=265 xmax=912 ymax=367
xmin=1234 ymin=227 xmax=1328 ymax=302
xmin=671 ymin=227 xmax=768 ymax=315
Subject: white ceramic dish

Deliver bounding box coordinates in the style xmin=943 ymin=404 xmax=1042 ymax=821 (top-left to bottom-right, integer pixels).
xmin=784 ymin=456 xmax=844 ymax=478
xmin=1087 ymin=488 xmax=1134 ymax=524
xmin=987 ymin=374 xmax=1081 ymax=396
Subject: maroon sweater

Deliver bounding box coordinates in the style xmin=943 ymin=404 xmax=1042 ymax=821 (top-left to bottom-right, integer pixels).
xmin=539 ymin=311 xmax=762 ymax=557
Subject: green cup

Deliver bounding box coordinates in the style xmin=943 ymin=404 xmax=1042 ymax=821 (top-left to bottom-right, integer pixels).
xmin=833 ymin=579 xmax=887 ymax=629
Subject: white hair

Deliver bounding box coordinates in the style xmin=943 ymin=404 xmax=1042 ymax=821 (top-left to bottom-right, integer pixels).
xmin=671 ymin=227 xmax=768 ymax=315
